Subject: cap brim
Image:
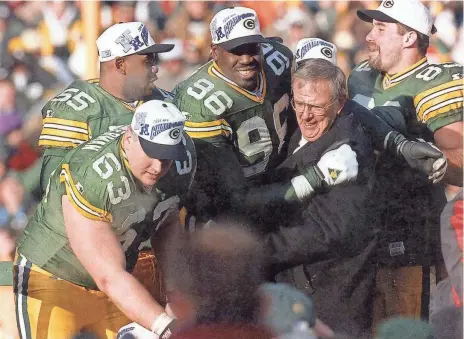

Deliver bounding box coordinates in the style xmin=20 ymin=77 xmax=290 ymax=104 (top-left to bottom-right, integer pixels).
xmin=137 ymin=44 xmax=175 ymax=55
xmin=219 ymin=35 xmax=266 ymax=51
xmin=139 ymin=137 xmax=188 ymax=161
xmin=357 ymin=9 xmax=398 ymax=23
xmin=358 ymin=9 xmax=437 ymax=35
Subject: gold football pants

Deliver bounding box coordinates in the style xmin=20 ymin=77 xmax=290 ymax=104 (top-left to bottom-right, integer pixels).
xmin=13 ymin=253 xmax=130 ymax=339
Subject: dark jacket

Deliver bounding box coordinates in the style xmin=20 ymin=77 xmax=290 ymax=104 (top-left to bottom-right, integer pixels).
xmin=262 ymin=112 xmax=377 ymax=338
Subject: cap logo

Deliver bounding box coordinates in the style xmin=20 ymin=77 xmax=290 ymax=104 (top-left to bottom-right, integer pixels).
xmin=101 ymin=50 xmax=112 ymax=58
xmin=223 ymin=12 xmax=254 ymax=39
xmin=115 ymin=29 xmax=145 ymax=53
xmin=321 ymin=47 xmax=333 ymax=58
xmin=133 ymin=112 xmax=147 ymax=130
xmin=243 ymin=18 xmax=255 ymax=30
xmin=169 ymin=128 xmax=181 ymax=140
xmin=150 ymin=121 xmax=184 ymax=140
xmin=382 ymin=0 xmax=394 ymax=8
xmin=140 ymin=25 xmax=149 ymax=46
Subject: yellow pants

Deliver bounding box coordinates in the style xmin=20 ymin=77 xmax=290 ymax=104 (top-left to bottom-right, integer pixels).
xmin=13 ymin=254 xmax=130 ymax=339
xmin=372 ymin=266 xmax=424 ymax=331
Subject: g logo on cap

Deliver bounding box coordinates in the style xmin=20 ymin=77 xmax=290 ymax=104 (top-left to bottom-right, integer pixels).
xmin=321 ymin=47 xmax=333 ymax=59
xmin=243 ymin=18 xmax=255 ymax=30
xmin=169 ymin=128 xmax=181 ymax=140
xmin=383 ymin=0 xmax=394 ymax=8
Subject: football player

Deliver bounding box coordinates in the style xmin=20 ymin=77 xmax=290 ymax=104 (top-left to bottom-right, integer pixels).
xmin=294 ymin=37 xmax=447 ymax=181
xmin=348 ymin=0 xmax=463 ymax=324
xmin=14 ymin=101 xmax=190 ymax=338
xmin=174 ymin=7 xmax=358 ymax=223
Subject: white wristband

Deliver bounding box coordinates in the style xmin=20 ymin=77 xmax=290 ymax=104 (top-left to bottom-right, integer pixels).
xmin=151 ymin=312 xmax=174 ymax=335
xmin=291 ymin=175 xmax=315 ymax=200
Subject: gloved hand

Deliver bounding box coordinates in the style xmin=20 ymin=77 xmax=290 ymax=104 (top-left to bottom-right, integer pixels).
xmin=384 ymin=131 xmax=447 ymax=183
xmin=291 ymin=143 xmax=359 ymax=200
xmin=117 ymin=313 xmax=176 ymax=339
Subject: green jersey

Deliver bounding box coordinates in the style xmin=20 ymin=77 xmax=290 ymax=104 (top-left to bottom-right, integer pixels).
xmin=348 ymin=58 xmax=463 ymax=137
xmin=18 ymin=128 xmax=193 ymax=288
xmin=39 ymin=79 xmax=174 ymax=194
xmin=174 ymin=40 xmax=293 ymax=179
xmin=173 ymin=40 xmax=294 ymax=219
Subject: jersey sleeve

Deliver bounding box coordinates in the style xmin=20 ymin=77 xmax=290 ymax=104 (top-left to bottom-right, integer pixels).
xmin=59 ymin=159 xmax=113 ymax=223
xmin=39 ymin=85 xmax=94 ymax=149
xmin=173 ymin=72 xmax=233 ymax=145
xmin=413 ymin=63 xmax=463 ymax=132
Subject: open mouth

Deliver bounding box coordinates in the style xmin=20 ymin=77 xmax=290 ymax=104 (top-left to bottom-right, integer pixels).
xmin=237 ymin=68 xmax=257 ymax=79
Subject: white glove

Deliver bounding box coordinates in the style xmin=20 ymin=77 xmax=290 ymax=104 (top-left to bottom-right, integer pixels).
xmin=291 ymin=144 xmax=358 ymax=200
xmin=117 ymin=322 xmax=158 ymax=339
xmin=316 ymin=144 xmax=359 ymax=185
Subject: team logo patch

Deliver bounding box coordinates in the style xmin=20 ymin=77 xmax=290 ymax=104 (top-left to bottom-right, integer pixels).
xmin=169 ymin=128 xmax=181 ymax=140
xmin=243 ymin=18 xmax=255 ymax=30
xmin=321 ymin=47 xmax=333 ymax=59
xmin=383 ymin=0 xmax=394 ymax=8
xmin=76 ymin=182 xmax=84 ymax=194
xmin=100 ymin=50 xmax=112 ymax=58
xmin=46 ymin=109 xmax=54 ymax=118
xmin=328 ymin=168 xmax=342 ymax=181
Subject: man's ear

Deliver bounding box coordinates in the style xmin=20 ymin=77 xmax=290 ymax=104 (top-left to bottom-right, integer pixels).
xmin=115 ymin=57 xmax=126 ymax=75
xmin=337 ymin=96 xmax=347 ymax=115
xmin=211 ymin=44 xmax=219 ymax=62
xmin=403 ymin=31 xmax=418 ymax=48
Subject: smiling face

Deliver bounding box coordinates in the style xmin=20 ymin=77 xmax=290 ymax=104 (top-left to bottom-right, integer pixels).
xmin=365 ymin=20 xmax=404 ymax=72
xmin=212 ymin=43 xmax=262 ymax=91
xmin=292 ymin=78 xmax=343 ymax=142
xmin=121 ymin=53 xmax=159 ymax=101
xmin=124 ymin=129 xmax=173 ymax=188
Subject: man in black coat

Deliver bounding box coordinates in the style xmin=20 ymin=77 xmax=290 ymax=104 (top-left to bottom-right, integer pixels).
xmin=257 ymin=59 xmax=377 ymax=338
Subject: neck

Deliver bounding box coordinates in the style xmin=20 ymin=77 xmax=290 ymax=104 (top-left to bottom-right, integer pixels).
xmin=386 ymin=51 xmax=425 ymax=75
xmin=99 ymin=72 xmax=128 ymax=101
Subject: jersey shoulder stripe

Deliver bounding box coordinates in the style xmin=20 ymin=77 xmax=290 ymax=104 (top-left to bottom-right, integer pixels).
xmin=39 ymin=117 xmax=90 ymax=147
xmin=59 ymin=163 xmax=112 ymax=222
xmin=184 ymin=119 xmax=233 ymax=139
xmin=414 ymin=78 xmax=464 ymax=122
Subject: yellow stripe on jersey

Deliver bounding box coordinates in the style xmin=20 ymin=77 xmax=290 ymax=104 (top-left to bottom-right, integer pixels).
xmin=60 ymin=164 xmax=112 ymax=222
xmin=39 ymin=117 xmax=90 ymax=147
xmin=414 ymin=79 xmax=464 ymax=121
xmin=184 ymin=119 xmax=233 ymax=139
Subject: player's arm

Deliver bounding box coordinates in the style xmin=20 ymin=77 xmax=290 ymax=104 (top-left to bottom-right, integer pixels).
xmin=63 ymin=196 xmax=164 ymax=326
xmin=434 ymin=121 xmax=463 ymax=186
xmin=236 ymin=142 xmax=359 ymax=208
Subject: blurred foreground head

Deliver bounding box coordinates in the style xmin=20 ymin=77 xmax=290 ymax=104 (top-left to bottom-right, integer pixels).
xmin=165 ymin=225 xmax=266 ymax=325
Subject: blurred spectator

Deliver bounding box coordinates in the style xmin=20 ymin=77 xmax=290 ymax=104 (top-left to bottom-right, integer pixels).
xmin=375 ymin=317 xmax=437 ymax=339
xmin=165 ymin=1 xmax=214 ymax=63
xmin=166 ymin=226 xmax=272 ymax=338
xmin=157 ymin=38 xmax=187 ymax=91
xmin=111 ymin=1 xmax=136 ymax=24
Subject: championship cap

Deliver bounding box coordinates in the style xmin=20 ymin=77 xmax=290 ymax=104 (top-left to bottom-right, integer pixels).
xmin=357 ymin=0 xmax=436 ymax=36
xmin=131 ymin=100 xmax=188 ymax=161
xmin=210 ymin=7 xmax=265 ymax=51
xmin=96 ymin=22 xmax=174 ymax=62
xmin=294 ymin=38 xmax=337 ymax=65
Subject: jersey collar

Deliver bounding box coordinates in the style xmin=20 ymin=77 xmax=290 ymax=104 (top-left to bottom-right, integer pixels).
xmin=90 ymin=78 xmax=145 ymax=111
xmin=382 ymin=57 xmax=429 ymax=90
xmin=208 ymin=62 xmax=267 ymax=103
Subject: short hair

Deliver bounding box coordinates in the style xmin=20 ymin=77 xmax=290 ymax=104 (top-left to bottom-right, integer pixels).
xmin=292 ymin=59 xmax=347 ymax=101
xmin=165 ymin=225 xmax=266 ymax=325
xmin=397 ymin=22 xmax=429 ymax=56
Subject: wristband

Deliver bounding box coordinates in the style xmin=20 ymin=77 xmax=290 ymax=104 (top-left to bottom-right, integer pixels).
xmin=151 ymin=312 xmax=175 ymax=338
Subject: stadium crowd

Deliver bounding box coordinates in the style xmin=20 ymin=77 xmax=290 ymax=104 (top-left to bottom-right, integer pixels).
xmin=0 ymin=1 xmax=462 ymax=339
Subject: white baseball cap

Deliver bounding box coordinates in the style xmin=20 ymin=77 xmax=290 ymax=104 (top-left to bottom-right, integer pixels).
xmin=210 ymin=7 xmax=265 ymax=51
xmin=96 ymin=22 xmax=174 ymax=62
xmin=357 ymin=0 xmax=436 ymax=36
xmin=131 ymin=100 xmax=187 ymax=161
xmin=294 ymin=38 xmax=337 ymax=65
